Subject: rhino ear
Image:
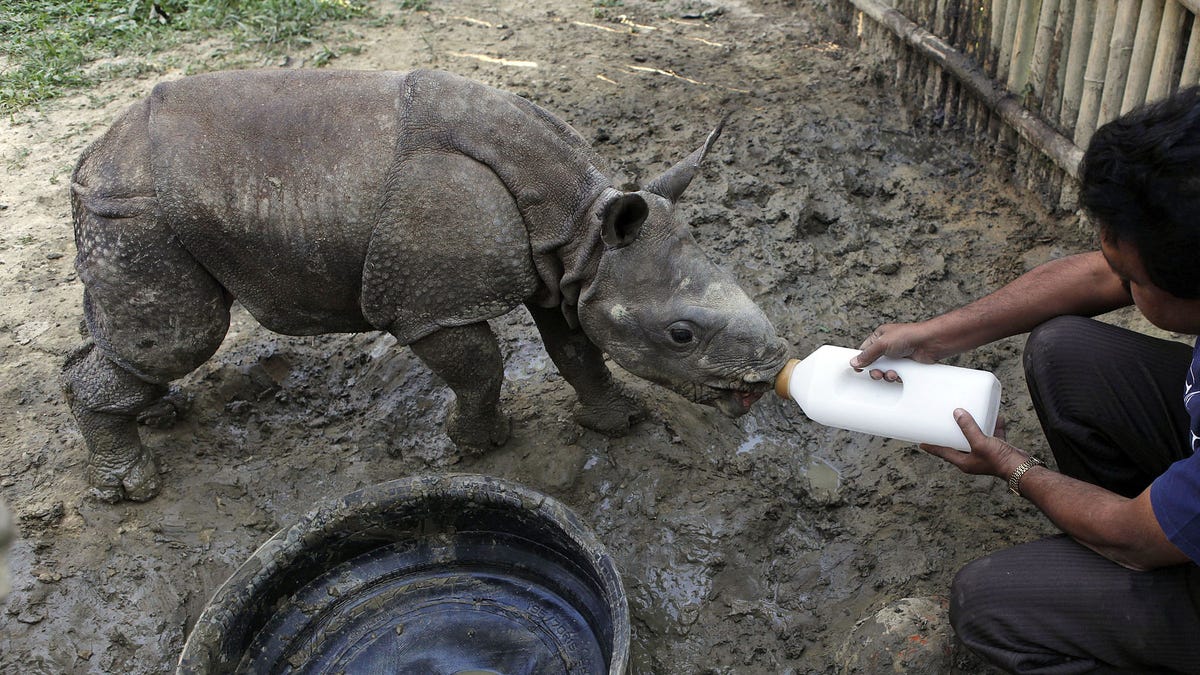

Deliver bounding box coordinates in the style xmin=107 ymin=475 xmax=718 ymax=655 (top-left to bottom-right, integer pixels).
xmin=644 ymin=115 xmax=727 ymax=202
xmin=600 ymin=192 xmax=649 ymax=248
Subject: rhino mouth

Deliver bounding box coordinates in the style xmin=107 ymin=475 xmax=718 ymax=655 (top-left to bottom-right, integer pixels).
xmin=697 ymin=381 xmax=773 ymax=417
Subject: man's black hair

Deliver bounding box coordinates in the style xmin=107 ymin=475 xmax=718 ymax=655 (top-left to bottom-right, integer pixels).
xmin=1081 ymin=85 xmax=1200 ymax=299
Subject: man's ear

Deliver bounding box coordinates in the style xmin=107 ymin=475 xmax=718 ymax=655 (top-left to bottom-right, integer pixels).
xmin=600 ymin=192 xmax=649 ymax=248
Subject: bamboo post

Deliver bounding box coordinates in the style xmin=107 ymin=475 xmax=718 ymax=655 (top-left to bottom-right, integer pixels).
xmin=942 ymin=0 xmax=955 ymax=125
xmin=1122 ymin=0 xmax=1166 ymax=112
xmin=967 ymin=0 xmax=989 ymax=134
xmin=1181 ymin=13 xmax=1200 ymax=86
xmin=857 ymin=10 xmax=874 ymax=69
xmin=1147 ymin=0 xmax=1187 ymax=101
xmin=1075 ymin=0 xmax=1118 ymax=148
xmin=911 ymin=0 xmax=925 ymax=117
xmin=998 ymin=0 xmax=1021 ymax=85
xmin=948 ymin=0 xmax=972 ymax=127
xmin=981 ymin=0 xmax=998 ymax=132
xmin=878 ymin=0 xmax=901 ymax=81
xmin=941 ymin=0 xmax=960 ymax=126
xmin=982 ymin=0 xmax=1010 ymax=136
xmin=989 ymin=0 xmax=1008 ymax=78
xmin=996 ymin=0 xmax=1027 ymax=146
xmin=1036 ymin=0 xmax=1063 ymax=90
xmin=901 ymin=0 xmax=919 ymax=113
xmin=1098 ymin=0 xmax=1140 ymax=124
xmin=847 ymin=0 xmax=1085 ymax=176
xmin=1045 ymin=0 xmax=1076 ymax=208
xmin=1013 ymin=0 xmax=1044 ymax=195
xmin=1059 ymin=0 xmax=1095 ymax=132
xmin=925 ymin=0 xmax=942 ymax=121
xmin=892 ymin=0 xmax=908 ymax=105
xmin=1042 ymin=0 xmax=1075 ymax=126
xmin=924 ymin=0 xmax=948 ymax=122
xmin=999 ymin=0 xmax=1021 ymax=144
xmin=970 ymin=0 xmax=991 ymax=128
xmin=1007 ymin=0 xmax=1041 ymax=94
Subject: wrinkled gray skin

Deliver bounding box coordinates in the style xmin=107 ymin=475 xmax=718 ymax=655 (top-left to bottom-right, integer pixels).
xmin=63 ymin=69 xmax=789 ymax=503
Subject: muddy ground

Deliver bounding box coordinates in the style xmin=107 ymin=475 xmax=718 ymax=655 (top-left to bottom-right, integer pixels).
xmin=0 ymin=0 xmax=1161 ymax=672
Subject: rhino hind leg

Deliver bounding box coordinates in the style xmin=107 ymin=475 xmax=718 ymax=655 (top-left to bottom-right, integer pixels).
xmin=63 ymin=343 xmax=168 ymax=503
xmin=64 ymin=279 xmax=228 ymax=502
xmin=63 ymin=276 xmax=228 ymax=501
xmin=67 ymin=205 xmax=231 ymax=501
xmin=526 ymin=303 xmax=646 ymax=436
xmin=408 ymin=321 xmax=511 ymax=452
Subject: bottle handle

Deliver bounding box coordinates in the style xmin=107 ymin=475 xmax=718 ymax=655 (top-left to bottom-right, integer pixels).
xmin=864 ymin=356 xmax=918 ymax=382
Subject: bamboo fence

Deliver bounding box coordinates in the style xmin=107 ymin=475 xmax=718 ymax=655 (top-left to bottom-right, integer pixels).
xmin=844 ymin=0 xmax=1200 ymax=210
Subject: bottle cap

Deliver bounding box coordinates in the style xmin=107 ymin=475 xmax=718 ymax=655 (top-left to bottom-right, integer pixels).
xmin=774 ymin=359 xmax=799 ymax=399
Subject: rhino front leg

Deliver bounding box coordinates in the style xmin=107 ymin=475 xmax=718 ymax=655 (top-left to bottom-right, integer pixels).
xmin=62 ymin=343 xmax=167 ymax=503
xmin=407 ymin=321 xmax=511 ymax=451
xmin=526 ymin=303 xmax=646 ymax=436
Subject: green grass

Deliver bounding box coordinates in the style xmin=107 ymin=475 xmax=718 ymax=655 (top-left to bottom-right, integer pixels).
xmin=0 ymin=0 xmax=374 ymax=114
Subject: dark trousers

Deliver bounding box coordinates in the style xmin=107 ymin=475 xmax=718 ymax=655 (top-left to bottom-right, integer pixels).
xmin=950 ymin=316 xmax=1200 ymax=674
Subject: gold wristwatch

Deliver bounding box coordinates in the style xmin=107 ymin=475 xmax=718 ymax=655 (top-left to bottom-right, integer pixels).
xmin=1007 ymin=456 xmax=1045 ymax=496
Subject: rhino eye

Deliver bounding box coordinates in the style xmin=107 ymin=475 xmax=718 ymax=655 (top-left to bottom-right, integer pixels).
xmin=669 ymin=327 xmax=694 ymax=344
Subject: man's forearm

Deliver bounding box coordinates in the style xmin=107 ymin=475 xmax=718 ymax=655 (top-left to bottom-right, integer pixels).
xmin=1014 ymin=464 xmax=1190 ymax=571
xmin=927 ymin=252 xmax=1133 ymax=358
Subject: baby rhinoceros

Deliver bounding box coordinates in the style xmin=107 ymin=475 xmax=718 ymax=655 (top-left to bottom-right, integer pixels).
xmin=63 ymin=69 xmax=789 ymax=503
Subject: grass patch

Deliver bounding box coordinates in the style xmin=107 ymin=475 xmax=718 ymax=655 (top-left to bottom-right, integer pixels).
xmin=0 ymin=0 xmax=375 ymax=114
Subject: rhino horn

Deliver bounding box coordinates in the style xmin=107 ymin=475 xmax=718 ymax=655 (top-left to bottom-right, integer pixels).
xmin=644 ymin=115 xmax=727 ymax=202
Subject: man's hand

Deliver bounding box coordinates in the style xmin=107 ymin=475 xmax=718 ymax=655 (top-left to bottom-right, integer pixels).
xmin=922 ymin=410 xmax=1191 ymax=571
xmin=919 ymin=410 xmax=1028 ymax=480
xmin=851 ymin=322 xmax=945 ymax=381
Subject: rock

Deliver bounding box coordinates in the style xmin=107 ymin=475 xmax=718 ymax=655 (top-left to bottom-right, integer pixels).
xmin=34 ymin=569 xmax=63 ymax=583
xmin=835 ymin=595 xmax=955 ymax=673
xmin=21 ymin=500 xmax=65 ymax=527
xmin=17 ymin=606 xmax=47 ymax=624
xmin=13 ymin=321 xmax=51 ymax=345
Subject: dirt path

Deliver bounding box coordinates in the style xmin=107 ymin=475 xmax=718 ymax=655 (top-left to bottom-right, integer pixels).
xmin=0 ymin=0 xmax=1140 ymax=672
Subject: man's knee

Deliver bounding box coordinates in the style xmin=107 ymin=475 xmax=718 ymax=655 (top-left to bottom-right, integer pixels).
xmin=949 ymin=555 xmax=996 ymax=645
xmin=1023 ymin=315 xmax=1094 ymax=382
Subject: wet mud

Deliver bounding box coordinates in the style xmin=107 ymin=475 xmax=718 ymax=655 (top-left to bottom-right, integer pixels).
xmin=0 ymin=0 xmax=1141 ymax=672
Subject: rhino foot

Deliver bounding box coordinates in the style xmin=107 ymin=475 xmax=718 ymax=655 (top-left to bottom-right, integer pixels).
xmin=576 ymin=390 xmax=646 ymax=437
xmin=445 ymin=404 xmax=512 ymax=452
xmin=64 ymin=343 xmax=170 ymax=503
xmin=87 ymin=448 xmax=161 ymax=503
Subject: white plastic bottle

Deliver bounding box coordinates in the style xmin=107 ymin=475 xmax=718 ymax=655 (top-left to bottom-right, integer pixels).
xmin=774 ymin=345 xmax=1001 ymax=452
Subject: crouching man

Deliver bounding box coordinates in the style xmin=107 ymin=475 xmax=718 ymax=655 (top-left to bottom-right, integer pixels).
xmin=853 ymin=88 xmax=1200 ymax=672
